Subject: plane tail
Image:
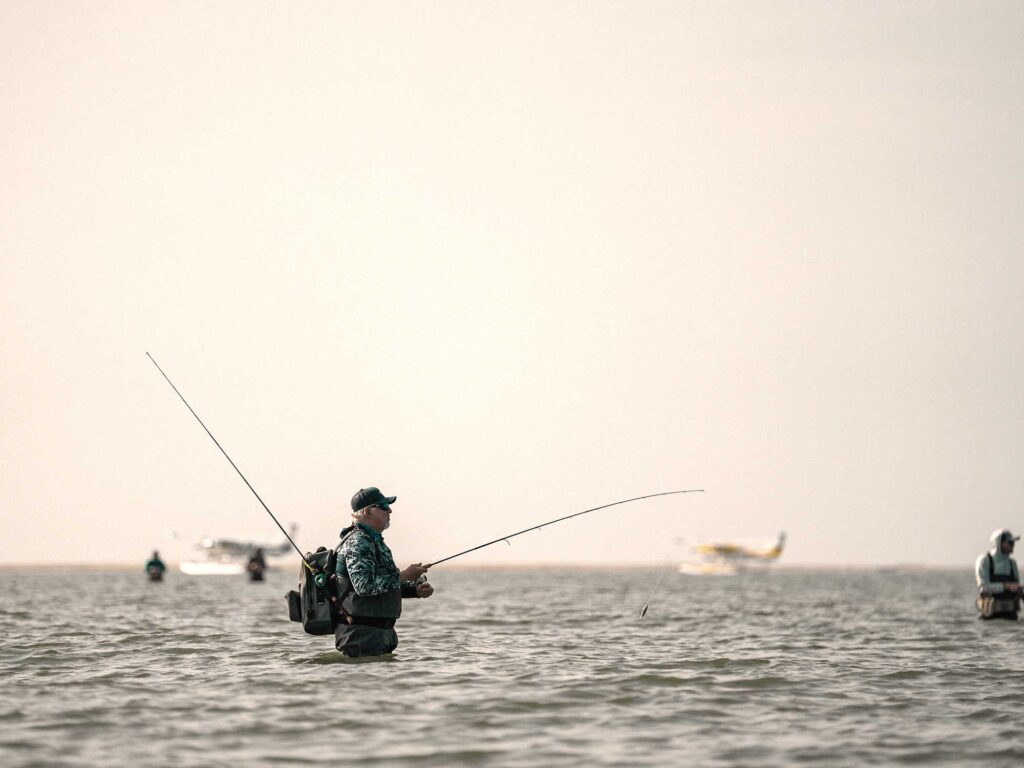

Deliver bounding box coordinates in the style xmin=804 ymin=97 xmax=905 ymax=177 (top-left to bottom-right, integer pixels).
xmin=766 ymin=532 xmax=786 ymax=557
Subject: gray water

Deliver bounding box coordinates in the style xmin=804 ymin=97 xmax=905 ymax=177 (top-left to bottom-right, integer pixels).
xmin=1 ymin=567 xmax=1021 ymax=767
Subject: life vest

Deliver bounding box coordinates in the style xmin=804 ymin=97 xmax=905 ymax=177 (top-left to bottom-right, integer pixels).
xmin=285 ymin=526 xmax=404 ymax=635
xmin=977 ymin=553 xmax=1021 ymax=620
xmin=334 ymin=527 xmax=403 ymax=623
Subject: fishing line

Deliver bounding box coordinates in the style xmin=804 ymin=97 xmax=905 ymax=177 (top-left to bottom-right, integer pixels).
xmin=640 ymin=561 xmax=670 ymax=620
xmin=146 ymin=353 xmax=313 ymax=572
xmin=426 ymin=490 xmax=703 ymax=567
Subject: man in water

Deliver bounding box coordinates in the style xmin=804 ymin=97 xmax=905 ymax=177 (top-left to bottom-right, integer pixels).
xmin=247 ymin=547 xmax=266 ymax=581
xmin=975 ymin=529 xmax=1021 ymax=620
xmin=334 ymin=487 xmax=433 ymax=656
xmin=146 ymin=550 xmax=166 ymax=581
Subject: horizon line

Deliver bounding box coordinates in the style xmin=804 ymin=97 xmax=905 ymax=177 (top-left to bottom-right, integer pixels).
xmin=0 ymin=561 xmax=974 ymax=572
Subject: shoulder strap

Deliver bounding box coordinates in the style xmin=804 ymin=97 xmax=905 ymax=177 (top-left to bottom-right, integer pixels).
xmin=988 ymin=553 xmax=995 ymax=581
xmin=336 ymin=525 xmax=388 ymax=570
xmin=336 ymin=526 xmax=360 ymax=555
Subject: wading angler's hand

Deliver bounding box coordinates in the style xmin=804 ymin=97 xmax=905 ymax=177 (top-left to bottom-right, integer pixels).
xmin=415 ymin=580 xmax=434 ymax=598
xmin=401 ymin=562 xmax=429 ymax=581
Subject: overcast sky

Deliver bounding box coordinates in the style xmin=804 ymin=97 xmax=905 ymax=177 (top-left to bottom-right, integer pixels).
xmin=2 ymin=2 xmax=1022 ymax=567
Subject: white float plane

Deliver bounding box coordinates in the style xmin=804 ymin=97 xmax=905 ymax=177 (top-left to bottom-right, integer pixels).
xmin=179 ymin=525 xmax=298 ymax=575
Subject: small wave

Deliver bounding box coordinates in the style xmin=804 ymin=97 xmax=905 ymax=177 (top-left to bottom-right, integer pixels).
xmin=485 ymin=698 xmax=579 ymax=714
xmin=151 ymin=645 xmax=208 ymax=656
xmin=679 ymin=657 xmax=772 ymax=670
xmin=877 ymin=669 xmax=928 ymax=680
xmin=0 ymin=739 xmax=36 ymax=751
xmin=250 ymin=754 xmax=319 ymax=765
xmin=298 ymin=651 xmax=396 ymax=665
xmin=719 ymin=675 xmax=796 ymax=689
xmin=626 ymin=673 xmax=698 ymax=688
xmin=0 ymin=611 xmax=32 ymax=620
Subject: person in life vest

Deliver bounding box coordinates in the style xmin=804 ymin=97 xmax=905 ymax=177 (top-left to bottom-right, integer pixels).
xmin=145 ymin=550 xmax=166 ymax=581
xmin=334 ymin=487 xmax=434 ymax=656
xmin=975 ymin=529 xmax=1021 ymax=620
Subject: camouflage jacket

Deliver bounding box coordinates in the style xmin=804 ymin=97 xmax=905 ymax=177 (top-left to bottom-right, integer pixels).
xmin=336 ymin=523 xmax=418 ymax=598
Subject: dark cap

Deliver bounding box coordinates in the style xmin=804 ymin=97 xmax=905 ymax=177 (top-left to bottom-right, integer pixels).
xmin=1000 ymin=530 xmax=1021 ymax=543
xmin=351 ymin=487 xmax=397 ymax=513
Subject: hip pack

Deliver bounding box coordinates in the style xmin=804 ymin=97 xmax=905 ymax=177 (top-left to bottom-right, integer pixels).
xmin=977 ymin=594 xmax=1021 ymax=618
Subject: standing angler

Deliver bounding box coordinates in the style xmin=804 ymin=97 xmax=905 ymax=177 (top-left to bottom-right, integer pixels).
xmin=145 ymin=550 xmax=166 ymax=582
xmin=975 ymin=528 xmax=1021 ymax=620
xmin=334 ymin=487 xmax=434 ymax=657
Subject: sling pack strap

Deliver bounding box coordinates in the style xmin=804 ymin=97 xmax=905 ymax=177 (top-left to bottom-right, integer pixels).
xmin=336 ymin=526 xmax=360 ymax=558
xmin=987 ymin=553 xmax=1019 ymax=584
xmin=985 ymin=553 xmax=1021 ymax=613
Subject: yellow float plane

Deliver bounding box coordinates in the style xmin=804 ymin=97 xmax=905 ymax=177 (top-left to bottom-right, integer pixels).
xmin=678 ymin=532 xmax=786 ymax=574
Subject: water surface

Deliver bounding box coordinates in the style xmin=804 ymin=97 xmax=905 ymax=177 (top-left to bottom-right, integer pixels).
xmin=1 ymin=567 xmax=1020 ymax=766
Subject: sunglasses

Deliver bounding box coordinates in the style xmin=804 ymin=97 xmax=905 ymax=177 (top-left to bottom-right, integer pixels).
xmin=371 ymin=504 xmax=392 ymax=514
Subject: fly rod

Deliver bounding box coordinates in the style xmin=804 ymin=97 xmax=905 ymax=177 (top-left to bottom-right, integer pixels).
xmin=426 ymin=490 xmax=703 ymax=567
xmin=146 ymin=353 xmax=312 ymax=571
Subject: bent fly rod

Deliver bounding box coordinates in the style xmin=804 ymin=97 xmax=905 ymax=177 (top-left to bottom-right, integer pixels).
xmin=146 ymin=353 xmax=313 ymax=573
xmin=426 ymin=490 xmax=703 ymax=567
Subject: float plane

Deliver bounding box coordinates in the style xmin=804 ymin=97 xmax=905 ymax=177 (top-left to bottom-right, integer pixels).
xmin=179 ymin=525 xmax=298 ymax=575
xmin=678 ymin=532 xmax=786 ymax=575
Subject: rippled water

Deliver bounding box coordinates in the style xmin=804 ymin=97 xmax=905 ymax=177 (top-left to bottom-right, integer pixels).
xmin=1 ymin=567 xmax=1021 ymax=766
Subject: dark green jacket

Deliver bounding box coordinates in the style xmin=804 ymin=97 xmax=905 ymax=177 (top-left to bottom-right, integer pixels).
xmin=335 ymin=524 xmax=419 ymax=619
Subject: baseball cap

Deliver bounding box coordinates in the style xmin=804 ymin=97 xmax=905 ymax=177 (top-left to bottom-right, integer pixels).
xmin=351 ymin=487 xmax=397 ymax=513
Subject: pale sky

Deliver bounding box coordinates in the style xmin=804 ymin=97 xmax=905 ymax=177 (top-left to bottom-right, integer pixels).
xmin=2 ymin=2 xmax=1022 ymax=567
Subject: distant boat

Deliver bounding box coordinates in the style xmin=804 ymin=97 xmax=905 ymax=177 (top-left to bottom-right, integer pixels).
xmin=677 ymin=532 xmax=785 ymax=575
xmin=179 ymin=525 xmax=296 ymax=576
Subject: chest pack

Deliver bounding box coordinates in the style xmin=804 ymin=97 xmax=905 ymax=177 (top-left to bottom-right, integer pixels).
xmin=976 ymin=553 xmax=1021 ymax=619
